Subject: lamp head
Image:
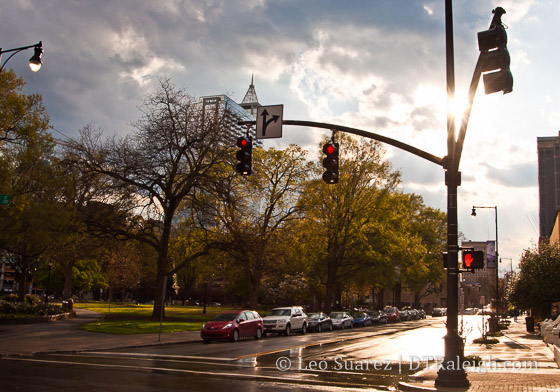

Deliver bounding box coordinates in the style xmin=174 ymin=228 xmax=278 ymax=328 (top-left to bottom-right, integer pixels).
xmin=28 ymin=41 xmax=43 ymax=72
xmin=471 ymin=207 xmax=477 ymax=218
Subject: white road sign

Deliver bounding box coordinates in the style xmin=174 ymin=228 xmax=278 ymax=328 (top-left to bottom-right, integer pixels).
xmin=256 ymin=105 xmax=283 ymax=139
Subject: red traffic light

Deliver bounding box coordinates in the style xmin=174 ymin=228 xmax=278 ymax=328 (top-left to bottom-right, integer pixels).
xmin=237 ymin=137 xmax=251 ymax=148
xmin=462 ymin=250 xmax=484 ymax=269
xmin=323 ymin=143 xmax=337 ymax=156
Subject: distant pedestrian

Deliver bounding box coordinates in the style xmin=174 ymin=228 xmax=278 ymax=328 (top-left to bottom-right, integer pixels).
xmin=513 ymin=308 xmax=519 ymax=321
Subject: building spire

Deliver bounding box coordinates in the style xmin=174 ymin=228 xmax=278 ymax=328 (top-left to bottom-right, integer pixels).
xmin=241 ymin=74 xmax=259 ymax=105
xmin=239 ymin=74 xmax=260 ymax=116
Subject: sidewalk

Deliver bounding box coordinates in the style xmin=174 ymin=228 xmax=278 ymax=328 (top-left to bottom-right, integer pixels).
xmin=399 ymin=319 xmax=560 ymax=391
xmin=0 ymin=308 xmax=201 ymax=356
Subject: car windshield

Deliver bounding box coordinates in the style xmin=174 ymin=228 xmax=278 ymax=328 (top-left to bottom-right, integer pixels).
xmin=211 ymin=313 xmax=238 ymax=322
xmin=330 ymin=313 xmax=344 ymax=319
xmin=308 ymin=313 xmax=321 ymax=320
xmin=270 ymin=309 xmax=291 ymax=316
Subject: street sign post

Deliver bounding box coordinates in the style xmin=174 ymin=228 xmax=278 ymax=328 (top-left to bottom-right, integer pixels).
xmin=256 ymin=105 xmax=283 ymax=139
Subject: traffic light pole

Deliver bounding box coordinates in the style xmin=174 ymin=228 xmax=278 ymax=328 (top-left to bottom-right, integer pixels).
xmin=434 ymin=1 xmax=469 ymax=388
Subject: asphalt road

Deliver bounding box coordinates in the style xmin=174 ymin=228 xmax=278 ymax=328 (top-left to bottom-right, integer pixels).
xmin=1 ymin=318 xmax=447 ymax=391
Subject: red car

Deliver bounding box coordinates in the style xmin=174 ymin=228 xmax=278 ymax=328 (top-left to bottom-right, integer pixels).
xmin=201 ymin=310 xmax=263 ymax=343
xmin=383 ymin=306 xmax=401 ymax=323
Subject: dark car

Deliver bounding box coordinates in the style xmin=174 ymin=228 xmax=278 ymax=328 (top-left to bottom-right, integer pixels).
xmin=417 ymin=309 xmax=426 ymax=319
xmin=307 ymin=312 xmax=333 ymax=332
xmin=353 ymin=312 xmax=373 ymax=327
xmin=367 ymin=310 xmax=388 ymax=324
xmin=400 ymin=309 xmax=411 ymax=321
xmin=201 ymin=310 xmax=263 ymax=343
xmin=407 ymin=309 xmax=419 ymax=320
xmin=432 ymin=308 xmax=445 ymax=317
xmin=383 ymin=306 xmax=401 ymax=323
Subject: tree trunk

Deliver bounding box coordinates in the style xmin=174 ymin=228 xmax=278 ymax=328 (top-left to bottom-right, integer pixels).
xmin=62 ymin=263 xmax=73 ymax=299
xmin=151 ymin=210 xmax=173 ymax=320
xmin=17 ymin=272 xmax=27 ymax=302
xmin=376 ymin=288 xmax=385 ymax=310
xmin=324 ymin=258 xmax=338 ymax=313
xmin=248 ymin=268 xmax=262 ymax=310
xmin=393 ymin=281 xmax=402 ymax=308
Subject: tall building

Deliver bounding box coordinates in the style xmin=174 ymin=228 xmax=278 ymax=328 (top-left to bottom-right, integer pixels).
xmin=537 ymin=132 xmax=560 ymax=239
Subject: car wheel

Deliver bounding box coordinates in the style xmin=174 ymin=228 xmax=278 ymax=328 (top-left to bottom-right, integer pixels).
xmin=301 ymin=323 xmax=307 ymax=335
xmin=262 ymin=330 xmax=267 ymax=337
xmin=232 ymin=329 xmax=239 ymax=342
xmin=341 ymin=323 xmax=345 ymax=330
xmin=350 ymin=322 xmax=354 ymax=329
xmin=317 ymin=324 xmax=322 ymax=333
xmin=284 ymin=324 xmax=291 ymax=336
xmin=329 ymin=323 xmax=333 ymax=331
xmin=255 ymin=327 xmax=262 ymax=340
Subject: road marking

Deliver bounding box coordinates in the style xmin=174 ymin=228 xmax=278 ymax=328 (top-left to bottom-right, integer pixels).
xmin=82 ymin=351 xmax=235 ymax=362
xmin=48 ymin=353 xmax=255 ymax=368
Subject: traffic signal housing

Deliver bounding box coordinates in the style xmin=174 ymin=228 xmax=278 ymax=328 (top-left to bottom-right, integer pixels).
xmin=477 ymin=8 xmax=512 ymax=94
xmin=462 ymin=250 xmax=485 ymax=270
xmin=235 ymin=136 xmax=252 ymax=175
xmin=322 ymin=142 xmax=339 ymax=184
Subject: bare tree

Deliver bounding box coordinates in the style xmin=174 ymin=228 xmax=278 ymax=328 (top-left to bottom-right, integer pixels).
xmin=66 ymin=79 xmax=242 ymax=318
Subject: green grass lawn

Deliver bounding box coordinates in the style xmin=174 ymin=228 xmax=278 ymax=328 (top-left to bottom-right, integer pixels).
xmin=74 ymin=302 xmax=239 ymax=335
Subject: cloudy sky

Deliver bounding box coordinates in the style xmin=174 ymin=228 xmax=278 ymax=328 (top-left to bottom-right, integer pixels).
xmin=2 ymin=0 xmax=557 ymax=273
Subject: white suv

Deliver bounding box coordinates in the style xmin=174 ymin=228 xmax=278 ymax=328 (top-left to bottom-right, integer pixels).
xmin=262 ymin=306 xmax=308 ymax=336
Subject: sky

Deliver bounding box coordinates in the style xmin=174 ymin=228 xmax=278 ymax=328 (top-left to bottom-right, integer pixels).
xmin=1 ymin=0 xmax=558 ymax=274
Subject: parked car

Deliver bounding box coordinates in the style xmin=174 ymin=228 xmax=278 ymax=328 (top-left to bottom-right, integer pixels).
xmin=432 ymin=308 xmax=445 ymax=317
xmin=353 ymin=312 xmax=373 ymax=327
xmin=383 ymin=306 xmax=401 ymax=322
xmin=417 ymin=309 xmax=427 ymax=319
xmin=307 ymin=312 xmax=333 ymax=332
xmin=329 ymin=312 xmax=354 ymax=329
xmin=201 ymin=310 xmax=263 ymax=343
xmin=400 ymin=309 xmax=412 ymax=321
xmin=262 ymin=306 xmax=308 ymax=336
xmin=407 ymin=309 xmax=419 ymax=320
xmin=367 ymin=310 xmax=388 ymax=324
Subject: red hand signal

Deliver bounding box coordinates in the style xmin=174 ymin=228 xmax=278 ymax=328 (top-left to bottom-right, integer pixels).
xmin=464 ymin=253 xmax=473 ymax=267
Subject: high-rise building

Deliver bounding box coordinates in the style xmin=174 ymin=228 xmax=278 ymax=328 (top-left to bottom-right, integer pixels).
xmin=537 ymin=132 xmax=560 ymax=239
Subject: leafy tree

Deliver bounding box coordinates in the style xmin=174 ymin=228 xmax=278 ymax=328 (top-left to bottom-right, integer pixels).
xmin=508 ymin=241 xmax=560 ymax=318
xmin=67 ymin=80 xmax=240 ymax=318
xmin=104 ymin=243 xmax=141 ymax=303
xmin=72 ymin=259 xmax=108 ymax=295
xmin=0 ymin=128 xmax=68 ymax=301
xmin=399 ymin=194 xmax=447 ymax=306
xmin=300 ymin=134 xmax=400 ymax=312
xmin=0 ymin=70 xmax=50 ymax=147
xmin=198 ymin=144 xmax=312 ymax=308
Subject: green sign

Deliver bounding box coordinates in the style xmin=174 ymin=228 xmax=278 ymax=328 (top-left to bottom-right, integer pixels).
xmin=0 ymin=195 xmax=10 ymax=205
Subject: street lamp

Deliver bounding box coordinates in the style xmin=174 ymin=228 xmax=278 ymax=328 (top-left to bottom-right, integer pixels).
xmin=471 ymin=205 xmax=499 ymax=316
xmin=0 ymin=41 xmax=43 ymax=73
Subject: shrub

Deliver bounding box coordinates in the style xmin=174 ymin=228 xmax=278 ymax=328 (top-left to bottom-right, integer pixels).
xmin=0 ymin=294 xmax=20 ymax=303
xmin=25 ymin=295 xmax=42 ymax=305
xmin=0 ymin=300 xmax=63 ymax=316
